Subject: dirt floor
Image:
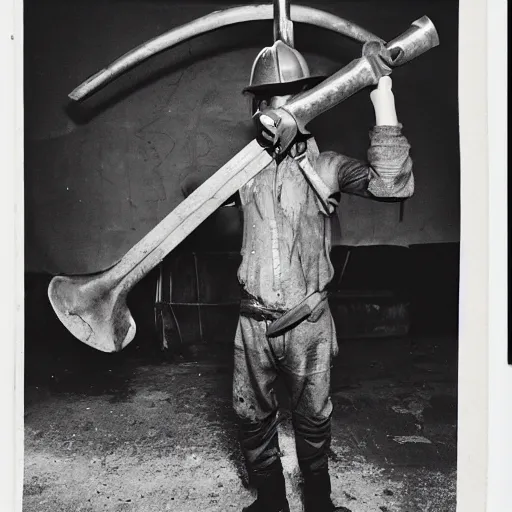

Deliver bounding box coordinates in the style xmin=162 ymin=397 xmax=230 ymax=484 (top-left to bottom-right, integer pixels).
xmin=23 ymin=335 xmax=457 ymax=512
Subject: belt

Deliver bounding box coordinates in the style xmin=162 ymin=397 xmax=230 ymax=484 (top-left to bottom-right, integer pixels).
xmin=240 ymin=294 xmax=286 ymax=323
xmin=240 ymin=291 xmax=328 ymax=337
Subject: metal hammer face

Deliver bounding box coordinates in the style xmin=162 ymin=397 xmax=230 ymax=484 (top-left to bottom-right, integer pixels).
xmin=362 ymin=16 xmax=439 ymax=67
xmin=383 ymin=16 xmax=440 ymax=66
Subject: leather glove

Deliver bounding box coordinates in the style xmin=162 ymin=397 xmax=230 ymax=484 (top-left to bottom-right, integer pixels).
xmin=253 ymin=108 xmax=299 ymax=157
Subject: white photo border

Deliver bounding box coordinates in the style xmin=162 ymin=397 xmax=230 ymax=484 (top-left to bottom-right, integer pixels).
xmin=2 ymin=0 xmax=506 ymax=510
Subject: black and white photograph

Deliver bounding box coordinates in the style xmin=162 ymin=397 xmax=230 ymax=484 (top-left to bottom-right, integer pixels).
xmin=18 ymin=0 xmax=482 ymax=511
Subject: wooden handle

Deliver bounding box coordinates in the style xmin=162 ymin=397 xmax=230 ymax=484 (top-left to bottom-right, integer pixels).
xmin=284 ymin=55 xmax=391 ymax=134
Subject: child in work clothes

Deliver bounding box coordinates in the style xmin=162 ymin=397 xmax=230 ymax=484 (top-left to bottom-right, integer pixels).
xmin=233 ymin=40 xmax=413 ymax=512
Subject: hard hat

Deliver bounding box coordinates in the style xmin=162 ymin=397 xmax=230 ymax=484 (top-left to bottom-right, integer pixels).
xmin=243 ymin=40 xmax=325 ymax=96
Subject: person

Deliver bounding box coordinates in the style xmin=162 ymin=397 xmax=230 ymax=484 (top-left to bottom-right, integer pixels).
xmin=233 ymin=40 xmax=414 ymax=512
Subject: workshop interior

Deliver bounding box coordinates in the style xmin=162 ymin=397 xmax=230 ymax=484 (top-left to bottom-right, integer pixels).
xmin=24 ymin=1 xmax=460 ymax=511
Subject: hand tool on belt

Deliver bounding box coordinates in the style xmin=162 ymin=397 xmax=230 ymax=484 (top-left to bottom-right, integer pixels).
xmin=240 ymin=291 xmax=328 ymax=337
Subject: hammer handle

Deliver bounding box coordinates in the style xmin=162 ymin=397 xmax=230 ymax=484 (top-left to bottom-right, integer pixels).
xmin=284 ymin=54 xmax=391 ymax=133
xmin=283 ymin=16 xmax=439 ymax=134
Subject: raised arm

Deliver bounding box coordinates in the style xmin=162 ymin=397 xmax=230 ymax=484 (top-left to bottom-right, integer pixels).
xmin=314 ymin=76 xmax=414 ymax=205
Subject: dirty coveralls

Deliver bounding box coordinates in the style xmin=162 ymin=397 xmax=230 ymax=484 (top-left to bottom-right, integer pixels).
xmin=233 ymin=125 xmax=414 ymax=483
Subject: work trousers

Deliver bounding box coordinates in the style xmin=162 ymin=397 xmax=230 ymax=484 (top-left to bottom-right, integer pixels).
xmin=232 ymin=301 xmax=338 ymax=484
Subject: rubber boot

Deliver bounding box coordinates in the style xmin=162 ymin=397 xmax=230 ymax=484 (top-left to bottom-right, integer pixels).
xmin=242 ymin=464 xmax=290 ymax=512
xmin=303 ymin=468 xmax=350 ymax=512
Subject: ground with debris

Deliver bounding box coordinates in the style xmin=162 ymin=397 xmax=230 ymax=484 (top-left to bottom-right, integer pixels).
xmin=24 ymin=335 xmax=457 ymax=512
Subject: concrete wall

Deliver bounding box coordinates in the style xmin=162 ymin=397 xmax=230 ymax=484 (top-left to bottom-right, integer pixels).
xmin=24 ymin=0 xmax=460 ymax=274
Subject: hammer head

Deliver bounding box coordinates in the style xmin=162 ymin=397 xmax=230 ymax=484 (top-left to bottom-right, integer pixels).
xmin=384 ymin=16 xmax=440 ymax=67
xmin=361 ymin=16 xmax=440 ymax=69
xmin=48 ymin=274 xmax=136 ymax=353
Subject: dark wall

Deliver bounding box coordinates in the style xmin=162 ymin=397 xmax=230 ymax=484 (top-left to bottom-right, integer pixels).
xmin=24 ymin=0 xmax=460 ymax=274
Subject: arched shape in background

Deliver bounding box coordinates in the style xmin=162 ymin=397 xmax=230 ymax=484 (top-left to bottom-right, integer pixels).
xmin=70 ymin=4 xmax=384 ymax=101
